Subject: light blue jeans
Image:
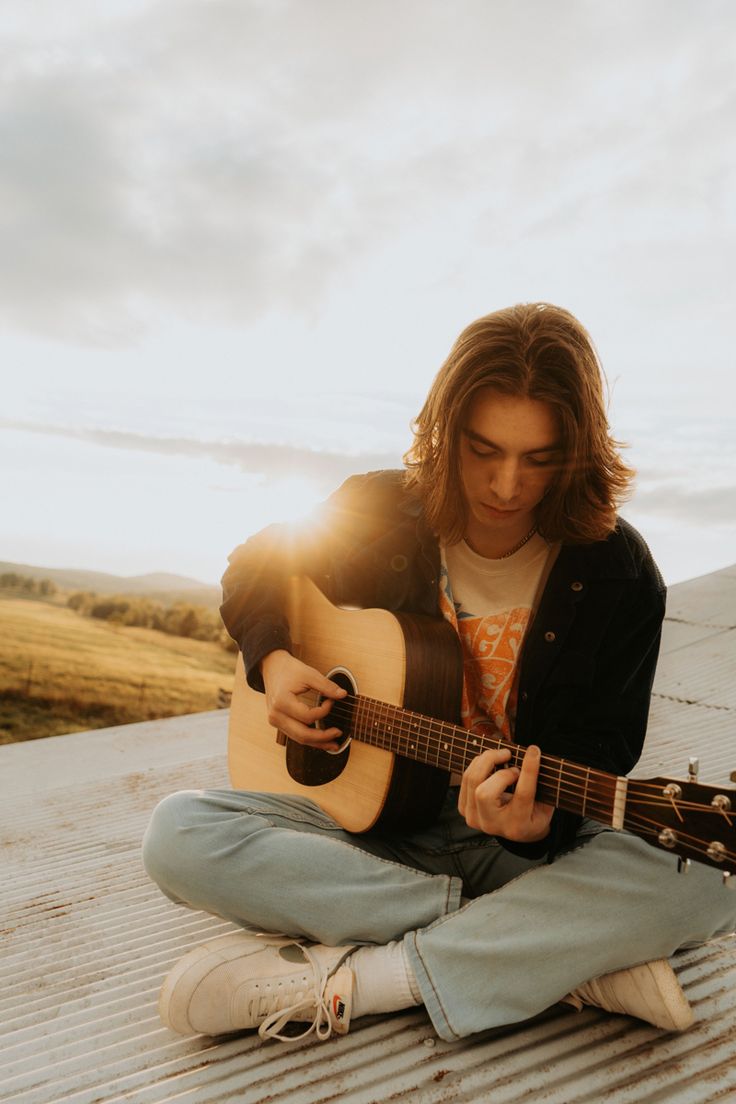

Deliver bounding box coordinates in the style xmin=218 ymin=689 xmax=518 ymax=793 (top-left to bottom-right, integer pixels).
xmin=142 ymin=787 xmax=736 ymax=1041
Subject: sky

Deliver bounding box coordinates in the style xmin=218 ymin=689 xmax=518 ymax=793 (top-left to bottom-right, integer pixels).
xmin=2 ymin=0 xmax=735 ymax=587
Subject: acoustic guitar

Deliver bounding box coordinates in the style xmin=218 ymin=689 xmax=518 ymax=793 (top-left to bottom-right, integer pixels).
xmin=228 ymin=577 xmax=736 ymax=879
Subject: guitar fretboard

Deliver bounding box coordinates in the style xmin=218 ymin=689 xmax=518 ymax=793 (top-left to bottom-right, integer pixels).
xmin=331 ymin=693 xmax=622 ymax=828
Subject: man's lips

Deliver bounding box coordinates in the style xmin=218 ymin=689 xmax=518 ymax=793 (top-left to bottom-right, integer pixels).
xmin=481 ymin=504 xmax=521 ymax=516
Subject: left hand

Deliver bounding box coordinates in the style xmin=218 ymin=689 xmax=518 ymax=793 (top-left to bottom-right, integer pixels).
xmin=458 ymin=745 xmax=554 ymax=842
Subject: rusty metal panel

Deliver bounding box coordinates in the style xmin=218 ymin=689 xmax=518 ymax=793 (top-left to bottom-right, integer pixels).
xmin=663 ymin=565 xmax=736 ymax=627
xmin=1 ymin=568 xmax=735 ymax=1104
xmin=653 ymin=635 xmax=736 ymax=710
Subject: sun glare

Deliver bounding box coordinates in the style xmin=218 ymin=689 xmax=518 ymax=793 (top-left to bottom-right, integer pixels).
xmin=268 ymin=476 xmax=324 ymax=526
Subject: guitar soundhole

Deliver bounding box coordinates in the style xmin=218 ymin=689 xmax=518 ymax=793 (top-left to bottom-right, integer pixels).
xmin=285 ymin=667 xmax=356 ymax=787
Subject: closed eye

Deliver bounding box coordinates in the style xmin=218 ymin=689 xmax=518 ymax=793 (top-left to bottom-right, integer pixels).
xmin=468 ymin=445 xmax=558 ymax=466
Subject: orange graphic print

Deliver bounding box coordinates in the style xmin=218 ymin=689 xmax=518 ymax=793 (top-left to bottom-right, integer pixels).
xmin=439 ymin=578 xmax=531 ymax=738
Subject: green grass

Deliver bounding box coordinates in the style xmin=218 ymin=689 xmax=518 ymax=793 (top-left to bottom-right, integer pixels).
xmin=0 ymin=596 xmax=235 ymax=743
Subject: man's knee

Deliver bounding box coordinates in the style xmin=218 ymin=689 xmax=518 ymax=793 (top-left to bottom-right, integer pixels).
xmin=142 ymin=789 xmax=204 ymax=890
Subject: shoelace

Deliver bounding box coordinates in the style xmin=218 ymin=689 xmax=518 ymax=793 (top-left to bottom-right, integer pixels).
xmin=257 ymin=945 xmax=334 ymax=1042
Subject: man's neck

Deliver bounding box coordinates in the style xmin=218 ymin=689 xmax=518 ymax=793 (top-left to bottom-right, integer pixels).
xmin=463 ymin=517 xmax=538 ymax=560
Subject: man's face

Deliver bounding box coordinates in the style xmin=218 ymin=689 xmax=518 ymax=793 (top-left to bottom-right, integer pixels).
xmin=458 ymin=389 xmax=562 ymax=556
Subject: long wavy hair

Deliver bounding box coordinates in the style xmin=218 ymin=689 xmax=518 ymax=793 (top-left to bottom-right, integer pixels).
xmin=404 ymin=303 xmax=634 ymax=545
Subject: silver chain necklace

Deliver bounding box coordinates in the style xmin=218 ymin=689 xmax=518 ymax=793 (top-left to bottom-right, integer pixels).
xmin=465 ymin=524 xmax=538 ymax=560
xmin=498 ymin=524 xmax=538 ymax=558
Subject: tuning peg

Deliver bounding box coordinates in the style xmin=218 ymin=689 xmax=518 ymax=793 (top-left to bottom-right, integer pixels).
xmin=688 ymin=757 xmax=699 ymax=780
xmin=723 ymin=872 xmax=735 ymax=890
xmin=731 ymin=771 xmax=736 ymax=784
xmin=677 ymin=857 xmax=691 ymax=875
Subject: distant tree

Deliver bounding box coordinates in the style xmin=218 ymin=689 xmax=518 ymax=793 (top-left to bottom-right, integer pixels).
xmin=178 ymin=608 xmax=199 ymax=638
xmin=120 ymin=598 xmax=159 ymax=628
xmin=91 ymin=599 xmax=131 ymax=621
xmin=68 ymin=590 xmax=96 ymax=612
xmin=38 ymin=579 xmax=57 ymax=597
xmin=151 ymin=609 xmax=166 ymax=632
xmin=64 ymin=586 xmax=228 ymax=646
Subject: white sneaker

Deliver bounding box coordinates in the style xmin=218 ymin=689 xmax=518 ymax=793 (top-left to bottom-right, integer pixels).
xmin=561 ymin=959 xmax=694 ymax=1032
xmin=159 ymin=932 xmax=355 ymax=1041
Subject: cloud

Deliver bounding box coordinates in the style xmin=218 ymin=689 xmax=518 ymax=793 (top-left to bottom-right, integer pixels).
xmin=0 ymin=0 xmax=734 ymax=345
xmin=1 ymin=418 xmax=400 ymax=487
xmin=631 ymin=484 xmax=736 ymax=527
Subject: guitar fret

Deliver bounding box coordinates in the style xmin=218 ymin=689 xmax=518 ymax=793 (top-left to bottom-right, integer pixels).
xmin=407 ymin=711 xmax=417 ymax=756
xmin=425 ymin=719 xmax=437 ymax=763
xmin=386 ymin=702 xmax=397 ymax=755
xmin=404 ymin=712 xmax=413 ymax=759
xmin=366 ymin=700 xmax=376 ymax=748
xmin=445 ymin=722 xmax=459 ymax=771
xmin=368 ymin=698 xmax=381 ymax=748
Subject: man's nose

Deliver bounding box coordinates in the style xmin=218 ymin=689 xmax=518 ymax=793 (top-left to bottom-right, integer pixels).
xmin=490 ymin=460 xmax=521 ymax=503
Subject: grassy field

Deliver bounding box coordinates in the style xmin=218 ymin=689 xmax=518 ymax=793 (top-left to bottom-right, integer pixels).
xmin=0 ymin=596 xmax=236 ymax=743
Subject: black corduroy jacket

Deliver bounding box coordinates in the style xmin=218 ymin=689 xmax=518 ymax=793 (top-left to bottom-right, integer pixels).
xmin=220 ymin=470 xmax=666 ymax=861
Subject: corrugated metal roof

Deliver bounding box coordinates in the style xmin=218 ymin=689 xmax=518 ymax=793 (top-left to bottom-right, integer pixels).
xmin=1 ymin=567 xmax=735 ymax=1103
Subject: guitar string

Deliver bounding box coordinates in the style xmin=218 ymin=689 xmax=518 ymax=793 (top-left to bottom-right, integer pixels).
xmin=327 ymin=702 xmax=722 ymax=818
xmin=326 ymin=696 xmax=723 ymax=804
xmin=325 ymin=696 xmax=736 ymax=815
xmin=621 ymin=810 xmax=736 ymax=868
xmin=319 ymin=699 xmax=735 ymax=865
xmin=328 ymin=694 xmax=735 ymax=806
xmin=326 ymin=719 xmax=736 ymax=865
xmin=327 ymin=700 xmax=628 ymax=821
xmin=330 ymin=699 xmax=736 ymax=865
xmin=328 ymin=701 xmax=606 ymax=782
xmin=624 ymin=807 xmax=736 ymax=854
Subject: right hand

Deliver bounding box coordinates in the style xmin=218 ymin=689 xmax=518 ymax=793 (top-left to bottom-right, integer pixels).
xmin=260 ymin=649 xmax=347 ymax=751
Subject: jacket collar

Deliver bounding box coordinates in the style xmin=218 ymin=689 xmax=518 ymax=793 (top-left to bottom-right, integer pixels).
xmin=558 ymin=519 xmax=640 ymax=582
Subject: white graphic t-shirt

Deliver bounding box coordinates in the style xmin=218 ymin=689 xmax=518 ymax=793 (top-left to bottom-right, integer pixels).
xmin=439 ymin=534 xmax=558 ymax=739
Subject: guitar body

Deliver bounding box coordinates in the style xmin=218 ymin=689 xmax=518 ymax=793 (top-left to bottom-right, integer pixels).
xmin=228 ymin=577 xmax=464 ymax=833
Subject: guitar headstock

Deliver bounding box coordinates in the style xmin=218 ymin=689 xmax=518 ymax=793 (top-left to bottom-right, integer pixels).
xmin=625 ymin=761 xmax=736 ymax=882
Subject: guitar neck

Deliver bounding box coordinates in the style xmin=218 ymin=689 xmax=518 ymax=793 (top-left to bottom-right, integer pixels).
xmin=341 ymin=694 xmax=624 ymax=828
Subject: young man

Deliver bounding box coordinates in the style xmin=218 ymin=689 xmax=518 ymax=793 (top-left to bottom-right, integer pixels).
xmin=143 ymin=303 xmax=735 ymax=1043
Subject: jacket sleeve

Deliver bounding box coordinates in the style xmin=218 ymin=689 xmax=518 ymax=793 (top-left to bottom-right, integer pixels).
xmin=219 ymin=472 xmax=401 ymax=692
xmin=220 ymin=482 xmax=349 ymax=692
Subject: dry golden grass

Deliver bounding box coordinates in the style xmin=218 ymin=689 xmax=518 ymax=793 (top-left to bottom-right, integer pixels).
xmin=0 ymin=596 xmax=235 ymax=743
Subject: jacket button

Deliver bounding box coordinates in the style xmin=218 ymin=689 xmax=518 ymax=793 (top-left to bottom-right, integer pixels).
xmin=521 ymin=690 xmax=528 ymax=702
xmin=391 ymin=554 xmax=408 ymax=572
xmin=544 ymin=631 xmax=556 ymax=643
xmin=571 ymin=581 xmax=584 ymax=592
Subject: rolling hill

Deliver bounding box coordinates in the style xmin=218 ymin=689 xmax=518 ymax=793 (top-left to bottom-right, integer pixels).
xmin=0 ymin=560 xmax=220 ymax=607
